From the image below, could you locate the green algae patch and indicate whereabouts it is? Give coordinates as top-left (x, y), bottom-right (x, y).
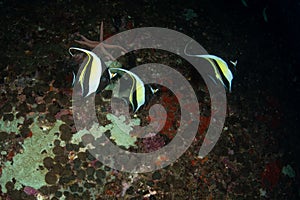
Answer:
top-left (0, 117), bottom-right (64, 193)
top-left (72, 114), bottom-right (140, 149)
top-left (106, 114), bottom-right (140, 149)
top-left (71, 122), bottom-right (106, 144)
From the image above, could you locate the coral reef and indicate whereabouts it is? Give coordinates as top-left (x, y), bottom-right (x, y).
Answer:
top-left (0, 1), bottom-right (299, 199)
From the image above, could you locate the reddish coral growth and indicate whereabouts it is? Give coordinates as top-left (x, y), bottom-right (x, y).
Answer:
top-left (26, 131), bottom-right (33, 138)
top-left (191, 159), bottom-right (197, 166)
top-left (159, 93), bottom-right (179, 139)
top-left (149, 91), bottom-right (207, 140)
top-left (149, 91), bottom-right (206, 140)
top-left (261, 160), bottom-right (282, 190)
top-left (105, 189), bottom-right (114, 196)
top-left (198, 116), bottom-right (210, 135)
top-left (147, 92), bottom-right (179, 139)
top-left (7, 150), bottom-right (15, 161)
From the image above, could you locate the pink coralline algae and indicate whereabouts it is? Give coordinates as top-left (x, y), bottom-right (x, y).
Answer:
top-left (142, 133), bottom-right (165, 153)
top-left (55, 109), bottom-right (72, 119)
top-left (24, 186), bottom-right (38, 196)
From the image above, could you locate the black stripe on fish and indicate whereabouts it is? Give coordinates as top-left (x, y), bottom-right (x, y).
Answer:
top-left (81, 55), bottom-right (94, 97)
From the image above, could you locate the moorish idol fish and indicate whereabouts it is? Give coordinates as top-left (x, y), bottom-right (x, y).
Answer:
top-left (184, 42), bottom-right (233, 92)
top-left (69, 47), bottom-right (102, 97)
top-left (69, 47), bottom-right (157, 112)
top-left (109, 68), bottom-right (157, 113)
